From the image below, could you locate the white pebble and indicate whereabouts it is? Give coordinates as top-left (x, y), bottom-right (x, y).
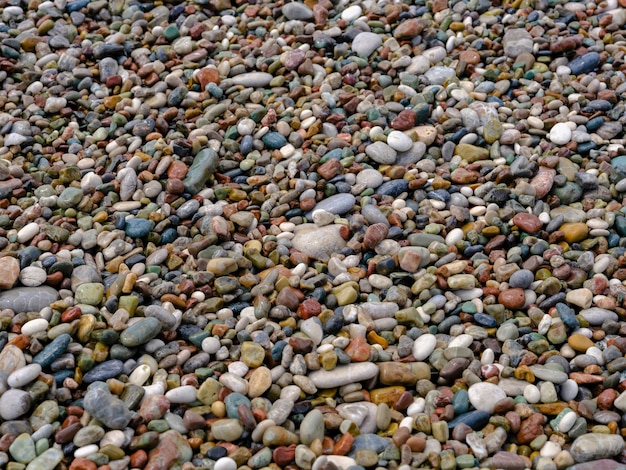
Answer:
top-left (445, 228), bottom-right (464, 246)
top-left (142, 383), bottom-right (165, 398)
top-left (448, 334), bottom-right (473, 348)
top-left (74, 444), bottom-right (99, 459)
top-left (481, 348), bottom-right (495, 365)
top-left (21, 319), bottom-right (49, 336)
top-left (219, 372), bottom-right (249, 394)
top-left (406, 397), bottom-right (425, 417)
top-left (19, 266), bottom-right (47, 287)
top-left (17, 222), bottom-right (40, 243)
top-left (214, 457), bottom-right (237, 470)
top-left (586, 346), bottom-right (604, 365)
top-left (202, 336), bottom-right (221, 354)
top-left (540, 441), bottom-right (561, 459)
top-left (165, 385), bottom-right (197, 403)
top-left (560, 344), bottom-right (576, 359)
top-left (341, 5), bottom-right (362, 22)
top-left (228, 361), bottom-right (249, 377)
top-left (593, 257), bottom-right (611, 273)
top-left (128, 364), bottom-right (151, 386)
top-left (523, 384), bottom-right (541, 404)
top-left (237, 118), bottom-right (256, 135)
top-left (560, 379), bottom-right (579, 401)
top-left (100, 430), bottom-right (125, 448)
top-left (399, 416), bottom-right (414, 429)
top-left (279, 222), bottom-right (296, 232)
top-left (557, 410), bottom-right (577, 433)
top-left (412, 334), bottom-right (437, 361)
top-left (386, 131), bottom-right (413, 152)
top-left (7, 363), bottom-right (42, 388)
top-left (549, 122), bottom-right (572, 145)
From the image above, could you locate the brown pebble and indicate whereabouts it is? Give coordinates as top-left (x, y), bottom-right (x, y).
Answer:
top-left (512, 213), bottom-right (542, 234)
top-left (516, 413), bottom-right (545, 444)
top-left (498, 288), bottom-right (526, 309)
top-left (406, 436), bottom-right (426, 452)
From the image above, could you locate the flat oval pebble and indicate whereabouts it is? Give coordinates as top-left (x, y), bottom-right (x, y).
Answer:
top-left (308, 363), bottom-right (379, 388)
top-left (7, 363), bottom-right (42, 388)
top-left (119, 317), bottom-right (162, 347)
top-left (468, 383), bottom-right (507, 414)
top-left (351, 32), bottom-right (382, 57)
top-left (412, 334), bottom-right (437, 361)
top-left (306, 194), bottom-right (356, 220)
top-left (570, 434), bottom-right (625, 462)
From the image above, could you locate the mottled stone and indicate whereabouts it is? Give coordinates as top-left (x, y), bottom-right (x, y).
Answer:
top-left (569, 434), bottom-right (624, 462)
top-left (291, 224), bottom-right (348, 262)
top-left (0, 287), bottom-right (59, 313)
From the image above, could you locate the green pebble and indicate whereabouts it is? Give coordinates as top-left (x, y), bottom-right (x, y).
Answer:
top-left (163, 25), bottom-right (180, 41)
top-left (147, 419), bottom-right (170, 432)
top-left (119, 317), bottom-right (162, 347)
top-left (9, 434), bottom-right (36, 464)
top-left (456, 454), bottom-right (476, 469)
top-left (75, 283), bottom-right (105, 306)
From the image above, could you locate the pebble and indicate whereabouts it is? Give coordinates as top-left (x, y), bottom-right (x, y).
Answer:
top-left (0, 257), bottom-right (19, 289)
top-left (0, 287), bottom-right (59, 313)
top-left (7, 363), bottom-right (42, 388)
top-left (0, 0), bottom-right (623, 469)
top-left (412, 334), bottom-right (437, 361)
top-left (291, 224), bottom-right (348, 261)
top-left (365, 141), bottom-right (397, 165)
top-left (570, 434), bottom-right (625, 462)
top-left (386, 131), bottom-right (413, 152)
top-left (231, 73), bottom-right (274, 88)
top-left (0, 389), bottom-right (31, 420)
top-left (282, 3), bottom-right (313, 20)
top-left (309, 363), bottom-right (379, 388)
top-left (352, 32), bottom-right (382, 57)
top-left (549, 123), bottom-right (573, 145)
top-left (468, 383), bottom-right (507, 414)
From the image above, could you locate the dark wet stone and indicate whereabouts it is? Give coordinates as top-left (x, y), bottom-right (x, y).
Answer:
top-left (375, 180), bottom-right (409, 197)
top-left (568, 52), bottom-right (600, 75)
top-left (125, 219), bottom-right (153, 238)
top-left (183, 148), bottom-right (219, 195)
top-left (448, 410), bottom-right (490, 429)
top-left (33, 334), bottom-right (72, 368)
top-left (82, 359), bottom-right (124, 384)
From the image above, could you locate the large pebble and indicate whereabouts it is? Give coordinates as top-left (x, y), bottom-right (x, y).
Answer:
top-left (570, 434), bottom-right (625, 462)
top-left (309, 363), bottom-right (378, 388)
top-left (468, 383), bottom-right (507, 414)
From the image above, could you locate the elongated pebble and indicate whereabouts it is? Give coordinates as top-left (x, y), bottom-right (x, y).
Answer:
top-left (25, 448), bottom-right (63, 470)
top-left (74, 444), bottom-right (99, 459)
top-left (17, 222), bottom-right (40, 243)
top-left (468, 383), bottom-right (506, 414)
top-left (231, 72), bottom-right (273, 87)
top-left (32, 334), bottom-right (71, 368)
top-left (20, 318), bottom-right (49, 336)
top-left (412, 334), bottom-right (437, 361)
top-left (309, 363), bottom-right (379, 388)
top-left (165, 385), bottom-right (197, 403)
top-left (570, 434), bottom-right (625, 462)
top-left (7, 363), bottom-right (42, 388)
top-left (0, 0), bottom-right (626, 469)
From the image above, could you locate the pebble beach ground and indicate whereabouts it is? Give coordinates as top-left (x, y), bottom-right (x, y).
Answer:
top-left (2, 0), bottom-right (626, 469)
